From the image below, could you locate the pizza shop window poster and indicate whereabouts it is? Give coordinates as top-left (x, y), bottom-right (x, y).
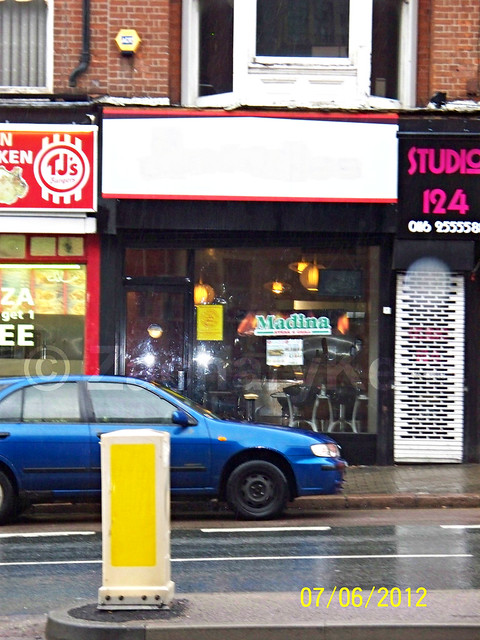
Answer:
top-left (0, 265), bottom-right (86, 376)
top-left (0, 125), bottom-right (97, 212)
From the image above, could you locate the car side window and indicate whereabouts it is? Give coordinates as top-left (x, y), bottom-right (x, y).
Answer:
top-left (23, 383), bottom-right (82, 422)
top-left (0, 390), bottom-right (22, 421)
top-left (87, 382), bottom-right (177, 424)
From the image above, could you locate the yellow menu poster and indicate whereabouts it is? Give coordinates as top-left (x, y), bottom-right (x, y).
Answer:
top-left (196, 305), bottom-right (223, 341)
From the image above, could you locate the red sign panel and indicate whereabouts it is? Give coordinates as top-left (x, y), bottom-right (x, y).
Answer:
top-left (0, 125), bottom-right (97, 213)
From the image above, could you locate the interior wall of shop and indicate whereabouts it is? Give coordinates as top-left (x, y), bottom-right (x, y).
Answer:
top-left (97, 199), bottom-right (397, 465)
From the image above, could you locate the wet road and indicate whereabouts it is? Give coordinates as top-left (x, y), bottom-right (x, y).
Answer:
top-left (1, 514), bottom-right (479, 617)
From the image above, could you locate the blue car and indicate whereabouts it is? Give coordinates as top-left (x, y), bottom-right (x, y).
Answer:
top-left (0, 375), bottom-right (346, 522)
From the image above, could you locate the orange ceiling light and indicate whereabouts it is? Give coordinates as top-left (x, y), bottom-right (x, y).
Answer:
top-left (288, 258), bottom-right (310, 274)
top-left (264, 280), bottom-right (291, 295)
top-left (194, 279), bottom-right (215, 304)
top-left (337, 313), bottom-right (350, 335)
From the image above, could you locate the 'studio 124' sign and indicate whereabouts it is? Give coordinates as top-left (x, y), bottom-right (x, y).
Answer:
top-left (399, 126), bottom-right (480, 239)
top-left (0, 125), bottom-right (97, 213)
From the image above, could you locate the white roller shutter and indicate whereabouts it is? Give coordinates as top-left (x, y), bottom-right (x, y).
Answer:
top-left (394, 270), bottom-right (464, 463)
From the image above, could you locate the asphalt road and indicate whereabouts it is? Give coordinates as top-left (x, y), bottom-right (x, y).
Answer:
top-left (1, 509), bottom-right (480, 628)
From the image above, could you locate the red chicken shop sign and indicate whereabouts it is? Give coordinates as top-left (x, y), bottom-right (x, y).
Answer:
top-left (0, 125), bottom-right (97, 212)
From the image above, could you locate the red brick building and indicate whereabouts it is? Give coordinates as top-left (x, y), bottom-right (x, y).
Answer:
top-left (3, 0), bottom-right (475, 107)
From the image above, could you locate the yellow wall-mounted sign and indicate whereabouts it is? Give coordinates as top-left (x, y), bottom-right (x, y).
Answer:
top-left (115, 29), bottom-right (142, 55)
top-left (196, 304), bottom-right (223, 341)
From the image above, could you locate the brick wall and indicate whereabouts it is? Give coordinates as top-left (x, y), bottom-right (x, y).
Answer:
top-left (54, 0), bottom-right (171, 98)
top-left (417, 0), bottom-right (480, 105)
top-left (54, 0), bottom-right (480, 107)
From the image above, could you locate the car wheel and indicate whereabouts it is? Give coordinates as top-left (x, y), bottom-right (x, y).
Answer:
top-left (0, 471), bottom-right (15, 525)
top-left (226, 460), bottom-right (288, 520)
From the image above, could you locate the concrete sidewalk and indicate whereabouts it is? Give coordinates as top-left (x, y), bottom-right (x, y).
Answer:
top-left (288, 462), bottom-right (480, 511)
top-left (46, 590), bottom-right (480, 640)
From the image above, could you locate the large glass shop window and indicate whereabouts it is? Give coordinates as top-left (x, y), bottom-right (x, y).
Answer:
top-left (192, 246), bottom-right (379, 433)
top-left (0, 265), bottom-right (86, 376)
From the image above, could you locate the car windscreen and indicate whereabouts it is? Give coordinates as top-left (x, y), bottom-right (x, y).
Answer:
top-left (153, 384), bottom-right (222, 420)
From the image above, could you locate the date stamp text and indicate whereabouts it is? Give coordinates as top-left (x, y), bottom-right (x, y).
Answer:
top-left (300, 587), bottom-right (427, 608)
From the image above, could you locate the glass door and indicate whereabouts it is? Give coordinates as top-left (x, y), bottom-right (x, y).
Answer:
top-left (124, 285), bottom-right (191, 391)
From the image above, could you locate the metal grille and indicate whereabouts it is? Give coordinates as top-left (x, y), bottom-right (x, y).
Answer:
top-left (394, 270), bottom-right (464, 463)
top-left (0, 0), bottom-right (47, 88)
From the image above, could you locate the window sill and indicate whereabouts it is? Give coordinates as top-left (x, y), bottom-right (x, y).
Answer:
top-left (253, 56), bottom-right (353, 67)
top-left (0, 87), bottom-right (50, 94)
top-left (250, 61), bottom-right (356, 74)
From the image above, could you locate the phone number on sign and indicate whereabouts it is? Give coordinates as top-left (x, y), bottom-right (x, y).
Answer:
top-left (300, 586), bottom-right (427, 608)
top-left (408, 220), bottom-right (480, 234)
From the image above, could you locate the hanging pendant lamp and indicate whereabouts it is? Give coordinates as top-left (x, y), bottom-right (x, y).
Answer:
top-left (194, 278), bottom-right (215, 304)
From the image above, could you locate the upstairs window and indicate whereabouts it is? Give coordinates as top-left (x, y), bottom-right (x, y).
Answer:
top-left (256, 0), bottom-right (349, 59)
top-left (182, 0), bottom-right (417, 108)
top-left (199, 0), bottom-right (233, 97)
top-left (0, 0), bottom-right (50, 91)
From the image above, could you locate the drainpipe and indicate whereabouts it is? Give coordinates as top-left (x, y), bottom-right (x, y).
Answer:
top-left (69, 0), bottom-right (91, 87)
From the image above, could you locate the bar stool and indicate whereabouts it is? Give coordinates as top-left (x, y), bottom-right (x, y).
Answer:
top-left (351, 394), bottom-right (368, 432)
top-left (243, 393), bottom-right (259, 422)
top-left (327, 386), bottom-right (358, 433)
top-left (311, 393), bottom-right (334, 432)
top-left (270, 391), bottom-right (295, 426)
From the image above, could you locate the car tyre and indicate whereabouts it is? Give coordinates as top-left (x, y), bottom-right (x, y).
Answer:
top-left (0, 471), bottom-right (15, 525)
top-left (226, 460), bottom-right (288, 520)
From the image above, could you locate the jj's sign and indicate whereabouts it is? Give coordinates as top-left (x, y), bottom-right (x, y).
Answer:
top-left (399, 125), bottom-right (480, 238)
top-left (0, 125), bottom-right (97, 213)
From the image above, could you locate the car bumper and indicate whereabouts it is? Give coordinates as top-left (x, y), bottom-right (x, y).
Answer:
top-left (293, 457), bottom-right (347, 495)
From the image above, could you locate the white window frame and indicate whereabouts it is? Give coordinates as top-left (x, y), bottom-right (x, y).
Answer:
top-left (182, 0), bottom-right (417, 109)
top-left (0, 0), bottom-right (54, 94)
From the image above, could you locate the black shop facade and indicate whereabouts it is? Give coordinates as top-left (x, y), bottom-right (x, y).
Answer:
top-left (98, 108), bottom-right (399, 465)
top-left (393, 115), bottom-right (480, 464)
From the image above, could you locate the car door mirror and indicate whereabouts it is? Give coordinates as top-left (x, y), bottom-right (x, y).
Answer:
top-left (172, 409), bottom-right (193, 427)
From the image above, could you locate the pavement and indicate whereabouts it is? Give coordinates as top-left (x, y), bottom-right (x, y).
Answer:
top-left (9, 463), bottom-right (480, 640)
top-left (289, 461), bottom-right (480, 512)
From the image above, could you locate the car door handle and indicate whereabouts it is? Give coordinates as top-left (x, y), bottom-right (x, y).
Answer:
top-left (0, 432), bottom-right (10, 439)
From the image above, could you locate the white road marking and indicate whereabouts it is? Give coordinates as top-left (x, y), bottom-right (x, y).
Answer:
top-left (171, 553), bottom-right (472, 563)
top-left (0, 559), bottom-right (101, 566)
top-left (0, 531), bottom-right (96, 539)
top-left (0, 552), bottom-right (471, 568)
top-left (440, 525), bottom-right (480, 529)
top-left (201, 526), bottom-right (331, 533)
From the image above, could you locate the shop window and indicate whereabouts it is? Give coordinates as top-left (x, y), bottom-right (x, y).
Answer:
top-left (0, 264), bottom-right (86, 376)
top-left (58, 237), bottom-right (85, 256)
top-left (0, 235), bottom-right (26, 259)
top-left (0, 0), bottom-right (51, 91)
top-left (192, 246), bottom-right (378, 434)
top-left (182, 0), bottom-right (417, 107)
top-left (124, 249), bottom-right (188, 277)
top-left (30, 237), bottom-right (56, 257)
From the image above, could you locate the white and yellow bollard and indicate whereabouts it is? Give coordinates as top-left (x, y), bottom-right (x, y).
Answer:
top-left (97, 429), bottom-right (175, 609)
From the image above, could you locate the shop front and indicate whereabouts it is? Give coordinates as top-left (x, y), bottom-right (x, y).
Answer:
top-left (395, 116), bottom-right (480, 463)
top-left (0, 119), bottom-right (100, 377)
top-left (100, 109), bottom-right (399, 464)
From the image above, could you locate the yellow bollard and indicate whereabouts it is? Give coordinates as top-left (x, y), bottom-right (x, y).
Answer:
top-left (97, 429), bottom-right (175, 609)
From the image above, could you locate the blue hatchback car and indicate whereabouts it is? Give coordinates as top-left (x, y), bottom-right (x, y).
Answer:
top-left (0, 375), bottom-right (346, 522)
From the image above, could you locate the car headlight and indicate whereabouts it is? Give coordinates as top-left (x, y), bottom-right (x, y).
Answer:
top-left (311, 443), bottom-right (340, 458)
